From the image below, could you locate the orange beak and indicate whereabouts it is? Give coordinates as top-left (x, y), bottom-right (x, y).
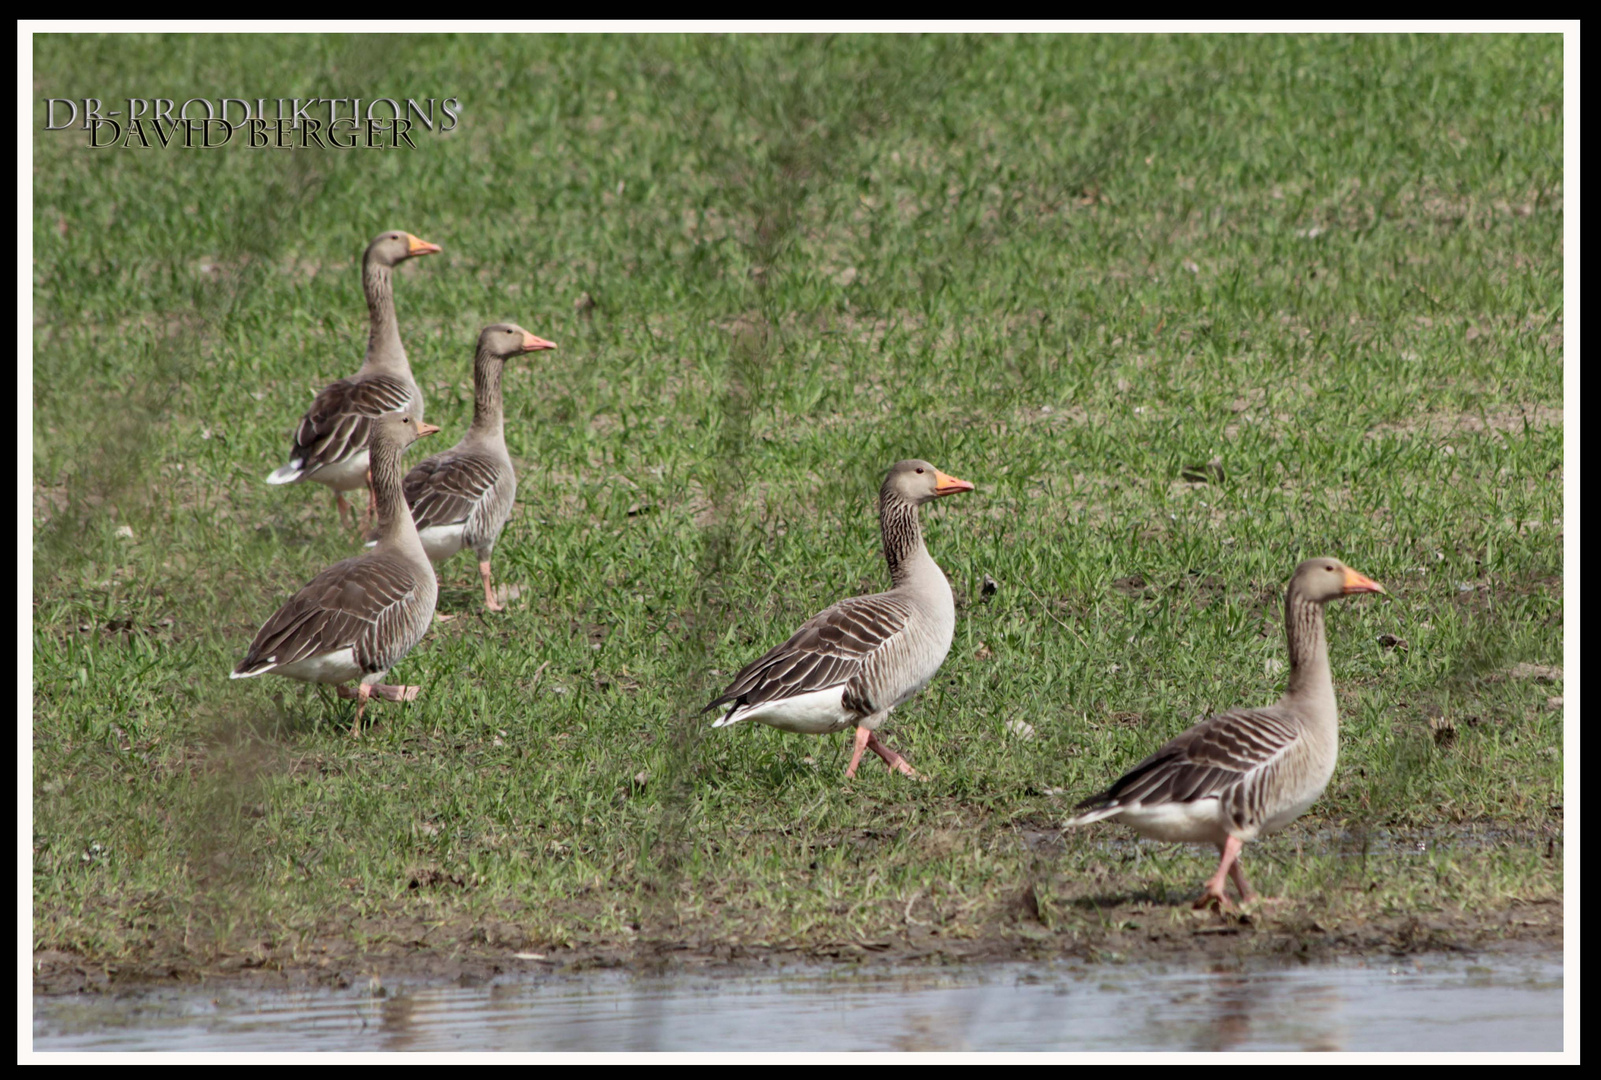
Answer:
top-left (521, 332), bottom-right (558, 353)
top-left (932, 468), bottom-right (976, 496)
top-left (406, 234), bottom-right (442, 256)
top-left (417, 422), bottom-right (441, 438)
top-left (1341, 566), bottom-right (1386, 595)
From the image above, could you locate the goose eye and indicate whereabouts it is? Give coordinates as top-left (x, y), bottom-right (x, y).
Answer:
top-left (916, 468), bottom-right (924, 474)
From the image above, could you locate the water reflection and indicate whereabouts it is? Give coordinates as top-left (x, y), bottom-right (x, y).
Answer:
top-left (1141, 966), bottom-right (1346, 1052)
top-left (34, 953), bottom-right (1562, 1053)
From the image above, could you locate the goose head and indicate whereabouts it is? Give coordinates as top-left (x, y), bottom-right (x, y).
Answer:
top-left (883, 459), bottom-right (975, 505)
top-left (366, 230), bottom-right (442, 267)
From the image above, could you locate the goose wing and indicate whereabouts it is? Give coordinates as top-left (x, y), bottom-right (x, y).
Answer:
top-left (281, 373), bottom-right (415, 478)
top-left (1072, 706), bottom-right (1301, 830)
top-left (402, 447), bottom-right (504, 530)
top-left (703, 592), bottom-right (914, 716)
top-left (233, 554), bottom-right (433, 677)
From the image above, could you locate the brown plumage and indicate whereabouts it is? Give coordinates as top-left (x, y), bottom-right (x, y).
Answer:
top-left (1065, 558), bottom-right (1386, 908)
top-left (390, 324), bottom-right (556, 613)
top-left (236, 411), bottom-right (442, 736)
top-left (265, 230), bottom-right (441, 529)
top-left (704, 460), bottom-right (976, 779)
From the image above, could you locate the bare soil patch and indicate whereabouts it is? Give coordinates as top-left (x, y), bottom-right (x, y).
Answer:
top-left (34, 884), bottom-right (1561, 996)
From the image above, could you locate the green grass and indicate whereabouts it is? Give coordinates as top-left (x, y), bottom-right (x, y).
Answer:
top-left (32, 33), bottom-right (1562, 977)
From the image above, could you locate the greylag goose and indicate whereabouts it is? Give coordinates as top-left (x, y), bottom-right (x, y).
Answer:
top-left (383, 323), bottom-right (556, 614)
top-left (234, 411), bottom-right (441, 736)
top-left (1064, 558), bottom-right (1386, 909)
top-left (703, 460), bottom-right (975, 778)
top-left (265, 230), bottom-right (441, 529)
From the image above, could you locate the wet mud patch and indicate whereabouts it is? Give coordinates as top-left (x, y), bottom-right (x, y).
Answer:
top-left (34, 887), bottom-right (1561, 997)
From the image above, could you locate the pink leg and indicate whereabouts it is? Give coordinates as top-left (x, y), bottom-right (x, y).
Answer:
top-left (845, 726), bottom-right (872, 779)
top-left (337, 682), bottom-right (421, 732)
top-left (480, 560), bottom-right (504, 612)
top-left (1196, 835), bottom-right (1246, 910)
top-left (864, 730), bottom-right (919, 778)
top-left (346, 683), bottom-right (372, 738)
top-left (334, 490), bottom-right (354, 530)
top-left (1228, 855), bottom-right (1257, 904)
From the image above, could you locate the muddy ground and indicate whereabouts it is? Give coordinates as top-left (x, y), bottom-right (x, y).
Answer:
top-left (33, 895), bottom-right (1562, 997)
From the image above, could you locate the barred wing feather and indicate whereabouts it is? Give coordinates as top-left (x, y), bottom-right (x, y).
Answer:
top-left (403, 449), bottom-right (503, 530)
top-left (285, 373), bottom-right (415, 476)
top-left (1073, 707), bottom-right (1300, 831)
top-left (704, 593), bottom-right (914, 716)
top-left (232, 555), bottom-right (431, 676)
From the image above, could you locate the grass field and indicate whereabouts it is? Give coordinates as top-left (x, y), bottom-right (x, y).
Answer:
top-left (32, 33), bottom-right (1563, 988)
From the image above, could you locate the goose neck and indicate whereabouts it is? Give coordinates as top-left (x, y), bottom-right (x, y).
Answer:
top-left (467, 347), bottom-right (506, 441)
top-left (370, 436), bottom-right (423, 554)
top-left (880, 493), bottom-right (930, 589)
top-left (362, 259), bottom-right (406, 373)
top-left (1284, 589), bottom-right (1334, 709)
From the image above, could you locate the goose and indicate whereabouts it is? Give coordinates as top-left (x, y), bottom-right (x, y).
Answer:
top-left (377, 323), bottom-right (556, 615)
top-left (265, 230), bottom-right (441, 529)
top-left (234, 411), bottom-right (441, 736)
top-left (1064, 558), bottom-right (1386, 909)
top-left (703, 460), bottom-right (975, 778)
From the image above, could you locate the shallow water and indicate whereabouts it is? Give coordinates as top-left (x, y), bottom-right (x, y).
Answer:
top-left (34, 951), bottom-right (1562, 1052)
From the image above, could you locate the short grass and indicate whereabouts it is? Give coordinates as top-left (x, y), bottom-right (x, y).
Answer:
top-left (32, 33), bottom-right (1562, 978)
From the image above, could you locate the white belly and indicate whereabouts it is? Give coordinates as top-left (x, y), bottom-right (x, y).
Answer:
top-left (418, 524), bottom-right (468, 563)
top-left (1112, 798), bottom-right (1233, 846)
top-left (1260, 786), bottom-right (1324, 836)
top-left (305, 450), bottom-right (371, 493)
top-left (714, 685), bottom-right (852, 735)
top-left (269, 648), bottom-right (365, 685)
top-left (886, 667), bottom-right (939, 711)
